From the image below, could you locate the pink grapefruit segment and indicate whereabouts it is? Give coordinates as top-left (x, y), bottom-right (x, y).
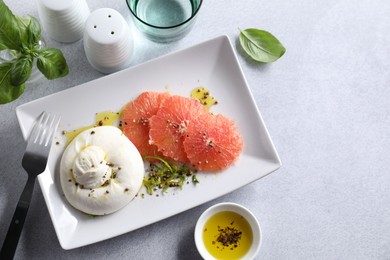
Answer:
top-left (183, 113), bottom-right (243, 172)
top-left (149, 95), bottom-right (209, 162)
top-left (121, 91), bottom-right (170, 159)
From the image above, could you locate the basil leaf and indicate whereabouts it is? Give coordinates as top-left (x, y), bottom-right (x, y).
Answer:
top-left (16, 15), bottom-right (31, 29)
top-left (0, 1), bottom-right (22, 51)
top-left (15, 16), bottom-right (31, 44)
top-left (0, 62), bottom-right (25, 104)
top-left (11, 56), bottom-right (33, 86)
top-left (0, 42), bottom-right (7, 51)
top-left (37, 48), bottom-right (69, 80)
top-left (16, 16), bottom-right (41, 47)
top-left (239, 28), bottom-right (286, 62)
top-left (25, 16), bottom-right (41, 47)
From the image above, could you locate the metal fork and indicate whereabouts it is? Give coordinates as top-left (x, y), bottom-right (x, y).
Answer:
top-left (0, 112), bottom-right (60, 260)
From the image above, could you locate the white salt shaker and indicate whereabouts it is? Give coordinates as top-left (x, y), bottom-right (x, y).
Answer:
top-left (36, 0), bottom-right (90, 43)
top-left (83, 8), bottom-right (134, 74)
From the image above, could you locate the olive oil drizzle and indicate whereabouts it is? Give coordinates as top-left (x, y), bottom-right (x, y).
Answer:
top-left (191, 87), bottom-right (218, 110)
top-left (62, 111), bottom-right (120, 144)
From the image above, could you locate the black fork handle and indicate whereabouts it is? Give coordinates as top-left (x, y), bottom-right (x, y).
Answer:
top-left (0, 175), bottom-right (36, 260)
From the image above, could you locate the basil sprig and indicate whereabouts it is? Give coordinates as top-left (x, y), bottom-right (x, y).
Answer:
top-left (0, 0), bottom-right (69, 104)
top-left (0, 63), bottom-right (24, 103)
top-left (239, 28), bottom-right (286, 63)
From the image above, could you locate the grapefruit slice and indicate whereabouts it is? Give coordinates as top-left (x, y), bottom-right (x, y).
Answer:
top-left (149, 95), bottom-right (209, 162)
top-left (121, 91), bottom-right (170, 159)
top-left (183, 113), bottom-right (243, 172)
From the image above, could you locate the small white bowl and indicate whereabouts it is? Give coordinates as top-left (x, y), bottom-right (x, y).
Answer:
top-left (194, 202), bottom-right (262, 260)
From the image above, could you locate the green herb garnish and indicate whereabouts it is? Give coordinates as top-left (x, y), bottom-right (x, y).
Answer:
top-left (143, 156), bottom-right (199, 195)
top-left (192, 175), bottom-right (199, 184)
top-left (0, 0), bottom-right (69, 104)
top-left (239, 28), bottom-right (286, 63)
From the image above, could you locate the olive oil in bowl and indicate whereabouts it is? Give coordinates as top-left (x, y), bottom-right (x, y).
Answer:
top-left (203, 211), bottom-right (253, 259)
top-left (195, 203), bottom-right (261, 260)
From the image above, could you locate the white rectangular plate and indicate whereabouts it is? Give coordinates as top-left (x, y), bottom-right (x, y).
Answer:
top-left (16, 35), bottom-right (281, 249)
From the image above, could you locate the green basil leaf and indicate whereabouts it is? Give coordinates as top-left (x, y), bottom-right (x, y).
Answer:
top-left (0, 62), bottom-right (25, 104)
top-left (15, 16), bottom-right (31, 44)
top-left (11, 56), bottom-right (33, 86)
top-left (16, 15), bottom-right (31, 29)
top-left (25, 16), bottom-right (41, 47)
top-left (0, 42), bottom-right (7, 51)
top-left (37, 48), bottom-right (69, 80)
top-left (16, 16), bottom-right (41, 47)
top-left (0, 1), bottom-right (22, 51)
top-left (239, 28), bottom-right (286, 62)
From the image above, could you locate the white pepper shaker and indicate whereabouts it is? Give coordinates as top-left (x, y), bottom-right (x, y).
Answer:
top-left (36, 0), bottom-right (90, 43)
top-left (83, 8), bottom-right (134, 74)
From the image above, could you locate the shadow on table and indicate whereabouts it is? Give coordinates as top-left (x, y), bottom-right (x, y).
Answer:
top-left (176, 224), bottom-right (202, 260)
top-left (0, 120), bottom-right (28, 253)
top-left (18, 185), bottom-right (63, 259)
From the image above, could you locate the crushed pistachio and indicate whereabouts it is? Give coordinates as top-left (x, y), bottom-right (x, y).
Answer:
top-left (142, 156), bottom-right (199, 195)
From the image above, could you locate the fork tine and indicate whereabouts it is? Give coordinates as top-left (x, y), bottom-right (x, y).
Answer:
top-left (37, 112), bottom-right (50, 145)
top-left (28, 112), bottom-right (46, 144)
top-left (44, 114), bottom-right (60, 146)
top-left (28, 112), bottom-right (60, 147)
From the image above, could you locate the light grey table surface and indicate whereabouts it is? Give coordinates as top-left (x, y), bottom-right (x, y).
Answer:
top-left (1, 0), bottom-right (390, 259)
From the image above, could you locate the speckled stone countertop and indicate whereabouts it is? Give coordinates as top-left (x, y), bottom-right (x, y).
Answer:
top-left (1, 0), bottom-right (390, 259)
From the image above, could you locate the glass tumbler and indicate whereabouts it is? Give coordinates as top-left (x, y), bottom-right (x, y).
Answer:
top-left (126, 0), bottom-right (202, 43)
